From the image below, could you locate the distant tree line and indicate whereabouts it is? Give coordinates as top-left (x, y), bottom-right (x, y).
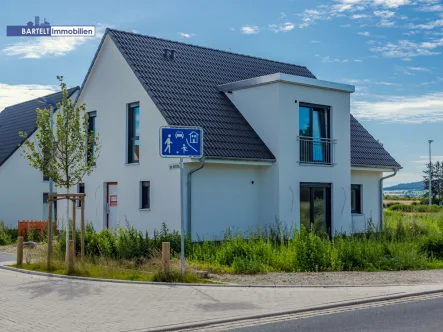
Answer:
top-left (423, 161), bottom-right (443, 203)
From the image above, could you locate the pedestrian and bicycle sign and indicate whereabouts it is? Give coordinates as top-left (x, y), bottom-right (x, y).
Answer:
top-left (160, 126), bottom-right (203, 158)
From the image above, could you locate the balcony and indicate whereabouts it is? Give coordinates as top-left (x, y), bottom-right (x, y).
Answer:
top-left (298, 136), bottom-right (335, 165)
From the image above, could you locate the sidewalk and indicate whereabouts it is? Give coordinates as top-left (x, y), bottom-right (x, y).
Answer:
top-left (1, 263), bottom-right (443, 332)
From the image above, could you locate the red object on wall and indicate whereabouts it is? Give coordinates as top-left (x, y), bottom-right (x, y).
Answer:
top-left (18, 220), bottom-right (57, 238)
top-left (110, 195), bottom-right (118, 207)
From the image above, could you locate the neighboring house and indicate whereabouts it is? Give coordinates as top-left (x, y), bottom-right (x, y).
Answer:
top-left (0, 88), bottom-right (79, 227)
top-left (61, 28), bottom-right (401, 239)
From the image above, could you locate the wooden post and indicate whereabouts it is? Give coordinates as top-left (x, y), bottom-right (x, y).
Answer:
top-left (81, 196), bottom-right (85, 264)
top-left (47, 198), bottom-right (53, 270)
top-left (67, 240), bottom-right (75, 274)
top-left (17, 237), bottom-right (24, 266)
top-left (162, 242), bottom-right (170, 273)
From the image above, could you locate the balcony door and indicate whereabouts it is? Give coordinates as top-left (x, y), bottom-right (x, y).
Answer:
top-left (300, 183), bottom-right (331, 237)
top-left (299, 103), bottom-right (331, 164)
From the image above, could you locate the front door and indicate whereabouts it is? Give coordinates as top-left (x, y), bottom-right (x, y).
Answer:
top-left (300, 183), bottom-right (331, 237)
top-left (106, 183), bottom-right (118, 229)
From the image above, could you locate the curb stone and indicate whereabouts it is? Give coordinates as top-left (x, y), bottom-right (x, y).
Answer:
top-left (0, 264), bottom-right (434, 288)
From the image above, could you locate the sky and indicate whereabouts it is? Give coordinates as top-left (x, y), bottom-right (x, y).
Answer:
top-left (1, 0), bottom-right (443, 186)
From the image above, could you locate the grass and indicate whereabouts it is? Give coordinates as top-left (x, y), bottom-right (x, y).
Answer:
top-left (11, 242), bottom-right (208, 283)
top-left (186, 211), bottom-right (443, 273)
top-left (388, 204), bottom-right (442, 213)
top-left (9, 211), bottom-right (443, 277)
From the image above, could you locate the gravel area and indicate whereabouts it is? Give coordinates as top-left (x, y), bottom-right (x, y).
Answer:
top-left (0, 245), bottom-right (16, 254)
top-left (210, 270), bottom-right (443, 286)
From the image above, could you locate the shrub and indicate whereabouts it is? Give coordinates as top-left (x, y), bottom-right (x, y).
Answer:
top-left (0, 221), bottom-right (12, 246)
top-left (389, 204), bottom-right (441, 213)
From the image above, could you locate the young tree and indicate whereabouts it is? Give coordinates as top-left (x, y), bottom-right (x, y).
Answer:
top-left (19, 76), bottom-right (100, 258)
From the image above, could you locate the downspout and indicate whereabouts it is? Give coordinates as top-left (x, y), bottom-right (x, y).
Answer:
top-left (380, 169), bottom-right (398, 229)
top-left (187, 157), bottom-right (206, 238)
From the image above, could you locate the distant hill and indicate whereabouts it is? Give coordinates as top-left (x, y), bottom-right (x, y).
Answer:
top-left (384, 181), bottom-right (424, 191)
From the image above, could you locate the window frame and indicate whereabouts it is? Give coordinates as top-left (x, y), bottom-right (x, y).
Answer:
top-left (87, 111), bottom-right (97, 165)
top-left (298, 102), bottom-right (331, 139)
top-left (140, 181), bottom-right (151, 210)
top-left (351, 184), bottom-right (362, 214)
top-left (77, 183), bottom-right (85, 208)
top-left (127, 103), bottom-right (140, 164)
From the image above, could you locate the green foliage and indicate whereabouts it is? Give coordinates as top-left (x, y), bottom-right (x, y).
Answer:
top-left (388, 204), bottom-right (442, 213)
top-left (151, 270), bottom-right (201, 283)
top-left (51, 212), bottom-right (443, 274)
top-left (187, 212), bottom-right (443, 273)
top-left (0, 221), bottom-right (13, 245)
top-left (19, 76), bottom-right (101, 190)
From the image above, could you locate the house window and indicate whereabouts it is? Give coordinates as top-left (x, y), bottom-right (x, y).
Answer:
top-left (351, 184), bottom-right (362, 214)
top-left (43, 193), bottom-right (49, 220)
top-left (43, 174), bottom-right (49, 181)
top-left (299, 103), bottom-right (332, 164)
top-left (87, 111), bottom-right (97, 165)
top-left (140, 181), bottom-right (150, 209)
top-left (77, 183), bottom-right (85, 208)
top-left (127, 103), bottom-right (140, 163)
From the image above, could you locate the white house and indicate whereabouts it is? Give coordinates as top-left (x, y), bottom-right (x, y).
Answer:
top-left (60, 28), bottom-right (401, 239)
top-left (0, 88), bottom-right (79, 227)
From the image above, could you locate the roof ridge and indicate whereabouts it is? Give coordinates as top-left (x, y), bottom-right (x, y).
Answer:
top-left (1, 86), bottom-right (79, 112)
top-left (107, 28), bottom-right (314, 76)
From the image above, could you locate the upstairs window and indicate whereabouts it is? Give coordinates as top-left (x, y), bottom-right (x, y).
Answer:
top-left (87, 111), bottom-right (97, 165)
top-left (127, 103), bottom-right (140, 163)
top-left (299, 103), bottom-right (332, 164)
top-left (140, 181), bottom-right (150, 209)
top-left (351, 184), bottom-right (362, 214)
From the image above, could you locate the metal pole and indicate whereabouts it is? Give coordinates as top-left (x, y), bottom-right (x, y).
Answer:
top-left (49, 105), bottom-right (54, 253)
top-left (180, 157), bottom-right (185, 277)
top-left (429, 140), bottom-right (433, 206)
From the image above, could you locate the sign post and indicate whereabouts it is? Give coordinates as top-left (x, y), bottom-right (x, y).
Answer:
top-left (160, 126), bottom-right (203, 277)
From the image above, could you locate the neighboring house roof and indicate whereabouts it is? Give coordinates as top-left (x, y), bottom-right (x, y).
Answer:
top-left (83, 28), bottom-right (401, 168)
top-left (0, 88), bottom-right (79, 167)
top-left (351, 115), bottom-right (401, 169)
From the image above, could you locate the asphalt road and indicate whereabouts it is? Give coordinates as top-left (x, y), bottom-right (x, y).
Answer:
top-left (229, 297), bottom-right (443, 332)
top-left (0, 252), bottom-right (15, 262)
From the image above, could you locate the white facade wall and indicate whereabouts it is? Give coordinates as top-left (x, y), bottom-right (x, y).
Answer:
top-left (351, 170), bottom-right (383, 232)
top-left (58, 36), bottom-right (181, 234)
top-left (185, 163), bottom-right (265, 240)
top-left (225, 81), bottom-right (352, 234)
top-left (0, 132), bottom-right (48, 227)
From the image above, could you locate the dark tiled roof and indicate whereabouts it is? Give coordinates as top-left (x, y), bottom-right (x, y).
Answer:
top-left (107, 29), bottom-right (316, 160)
top-left (351, 115), bottom-right (401, 168)
top-left (83, 28), bottom-right (400, 168)
top-left (0, 88), bottom-right (79, 167)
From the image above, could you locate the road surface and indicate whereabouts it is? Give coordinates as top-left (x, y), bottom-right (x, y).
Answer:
top-left (229, 296), bottom-right (443, 332)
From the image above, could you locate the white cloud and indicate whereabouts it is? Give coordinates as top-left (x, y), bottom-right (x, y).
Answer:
top-left (410, 19), bottom-right (443, 29)
top-left (322, 56), bottom-right (350, 63)
top-left (406, 66), bottom-right (430, 71)
top-left (178, 32), bottom-right (195, 38)
top-left (352, 14), bottom-right (372, 19)
top-left (241, 26), bottom-right (260, 34)
top-left (0, 83), bottom-right (58, 112)
top-left (358, 31), bottom-right (371, 36)
top-left (2, 25), bottom-right (106, 59)
top-left (354, 59), bottom-right (364, 62)
top-left (311, 40), bottom-right (321, 43)
top-left (269, 22), bottom-right (295, 32)
top-left (418, 4), bottom-right (443, 11)
top-left (370, 38), bottom-right (443, 58)
top-left (374, 10), bottom-right (395, 18)
top-left (352, 91), bottom-right (443, 123)
top-left (373, 0), bottom-right (410, 8)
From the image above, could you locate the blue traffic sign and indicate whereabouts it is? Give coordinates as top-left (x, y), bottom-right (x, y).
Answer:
top-left (160, 126), bottom-right (204, 158)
